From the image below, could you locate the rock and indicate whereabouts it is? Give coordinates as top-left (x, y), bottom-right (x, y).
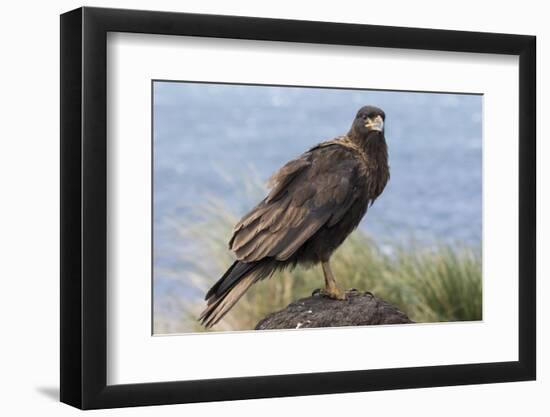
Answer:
top-left (255, 289), bottom-right (413, 330)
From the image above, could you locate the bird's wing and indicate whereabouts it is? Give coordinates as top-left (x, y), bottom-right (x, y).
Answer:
top-left (229, 145), bottom-right (361, 262)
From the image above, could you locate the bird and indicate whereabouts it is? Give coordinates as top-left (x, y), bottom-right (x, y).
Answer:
top-left (199, 105), bottom-right (390, 328)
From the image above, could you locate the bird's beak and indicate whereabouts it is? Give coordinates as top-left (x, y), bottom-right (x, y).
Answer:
top-left (365, 115), bottom-right (384, 132)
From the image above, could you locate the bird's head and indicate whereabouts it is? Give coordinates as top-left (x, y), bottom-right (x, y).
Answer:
top-left (350, 105), bottom-right (386, 139)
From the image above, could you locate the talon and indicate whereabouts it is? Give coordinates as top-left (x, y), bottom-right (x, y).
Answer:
top-left (319, 288), bottom-right (347, 301)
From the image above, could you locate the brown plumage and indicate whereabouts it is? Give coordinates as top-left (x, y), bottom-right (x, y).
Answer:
top-left (199, 105), bottom-right (390, 328)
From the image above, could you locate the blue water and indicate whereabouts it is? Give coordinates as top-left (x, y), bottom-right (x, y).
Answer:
top-left (153, 81), bottom-right (482, 305)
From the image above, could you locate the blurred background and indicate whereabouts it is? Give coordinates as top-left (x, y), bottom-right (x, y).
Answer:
top-left (153, 81), bottom-right (482, 334)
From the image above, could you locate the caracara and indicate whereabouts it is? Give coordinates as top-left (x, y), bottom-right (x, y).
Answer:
top-left (200, 105), bottom-right (390, 328)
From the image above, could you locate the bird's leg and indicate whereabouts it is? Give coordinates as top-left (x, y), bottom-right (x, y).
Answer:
top-left (320, 260), bottom-right (347, 300)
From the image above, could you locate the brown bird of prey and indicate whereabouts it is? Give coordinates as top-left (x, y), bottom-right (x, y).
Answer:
top-left (199, 105), bottom-right (390, 328)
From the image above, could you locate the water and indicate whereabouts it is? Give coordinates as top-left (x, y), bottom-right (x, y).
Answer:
top-left (153, 81), bottom-right (482, 304)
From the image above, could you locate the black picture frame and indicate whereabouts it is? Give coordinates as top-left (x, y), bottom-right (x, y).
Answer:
top-left (60, 6), bottom-right (536, 410)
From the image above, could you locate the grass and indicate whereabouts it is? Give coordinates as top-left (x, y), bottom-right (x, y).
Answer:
top-left (153, 180), bottom-right (482, 334)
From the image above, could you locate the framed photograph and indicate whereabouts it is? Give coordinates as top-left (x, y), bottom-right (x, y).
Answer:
top-left (60, 6), bottom-right (536, 409)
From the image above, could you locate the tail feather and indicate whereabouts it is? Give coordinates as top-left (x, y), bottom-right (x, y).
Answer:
top-left (205, 261), bottom-right (256, 301)
top-left (199, 260), bottom-right (273, 328)
top-left (204, 261), bottom-right (238, 300)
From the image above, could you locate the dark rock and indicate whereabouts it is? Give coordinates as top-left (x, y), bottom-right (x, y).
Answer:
top-left (255, 290), bottom-right (413, 330)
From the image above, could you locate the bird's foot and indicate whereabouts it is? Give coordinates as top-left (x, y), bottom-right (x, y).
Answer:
top-left (319, 287), bottom-right (347, 301)
top-left (343, 288), bottom-right (374, 297)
